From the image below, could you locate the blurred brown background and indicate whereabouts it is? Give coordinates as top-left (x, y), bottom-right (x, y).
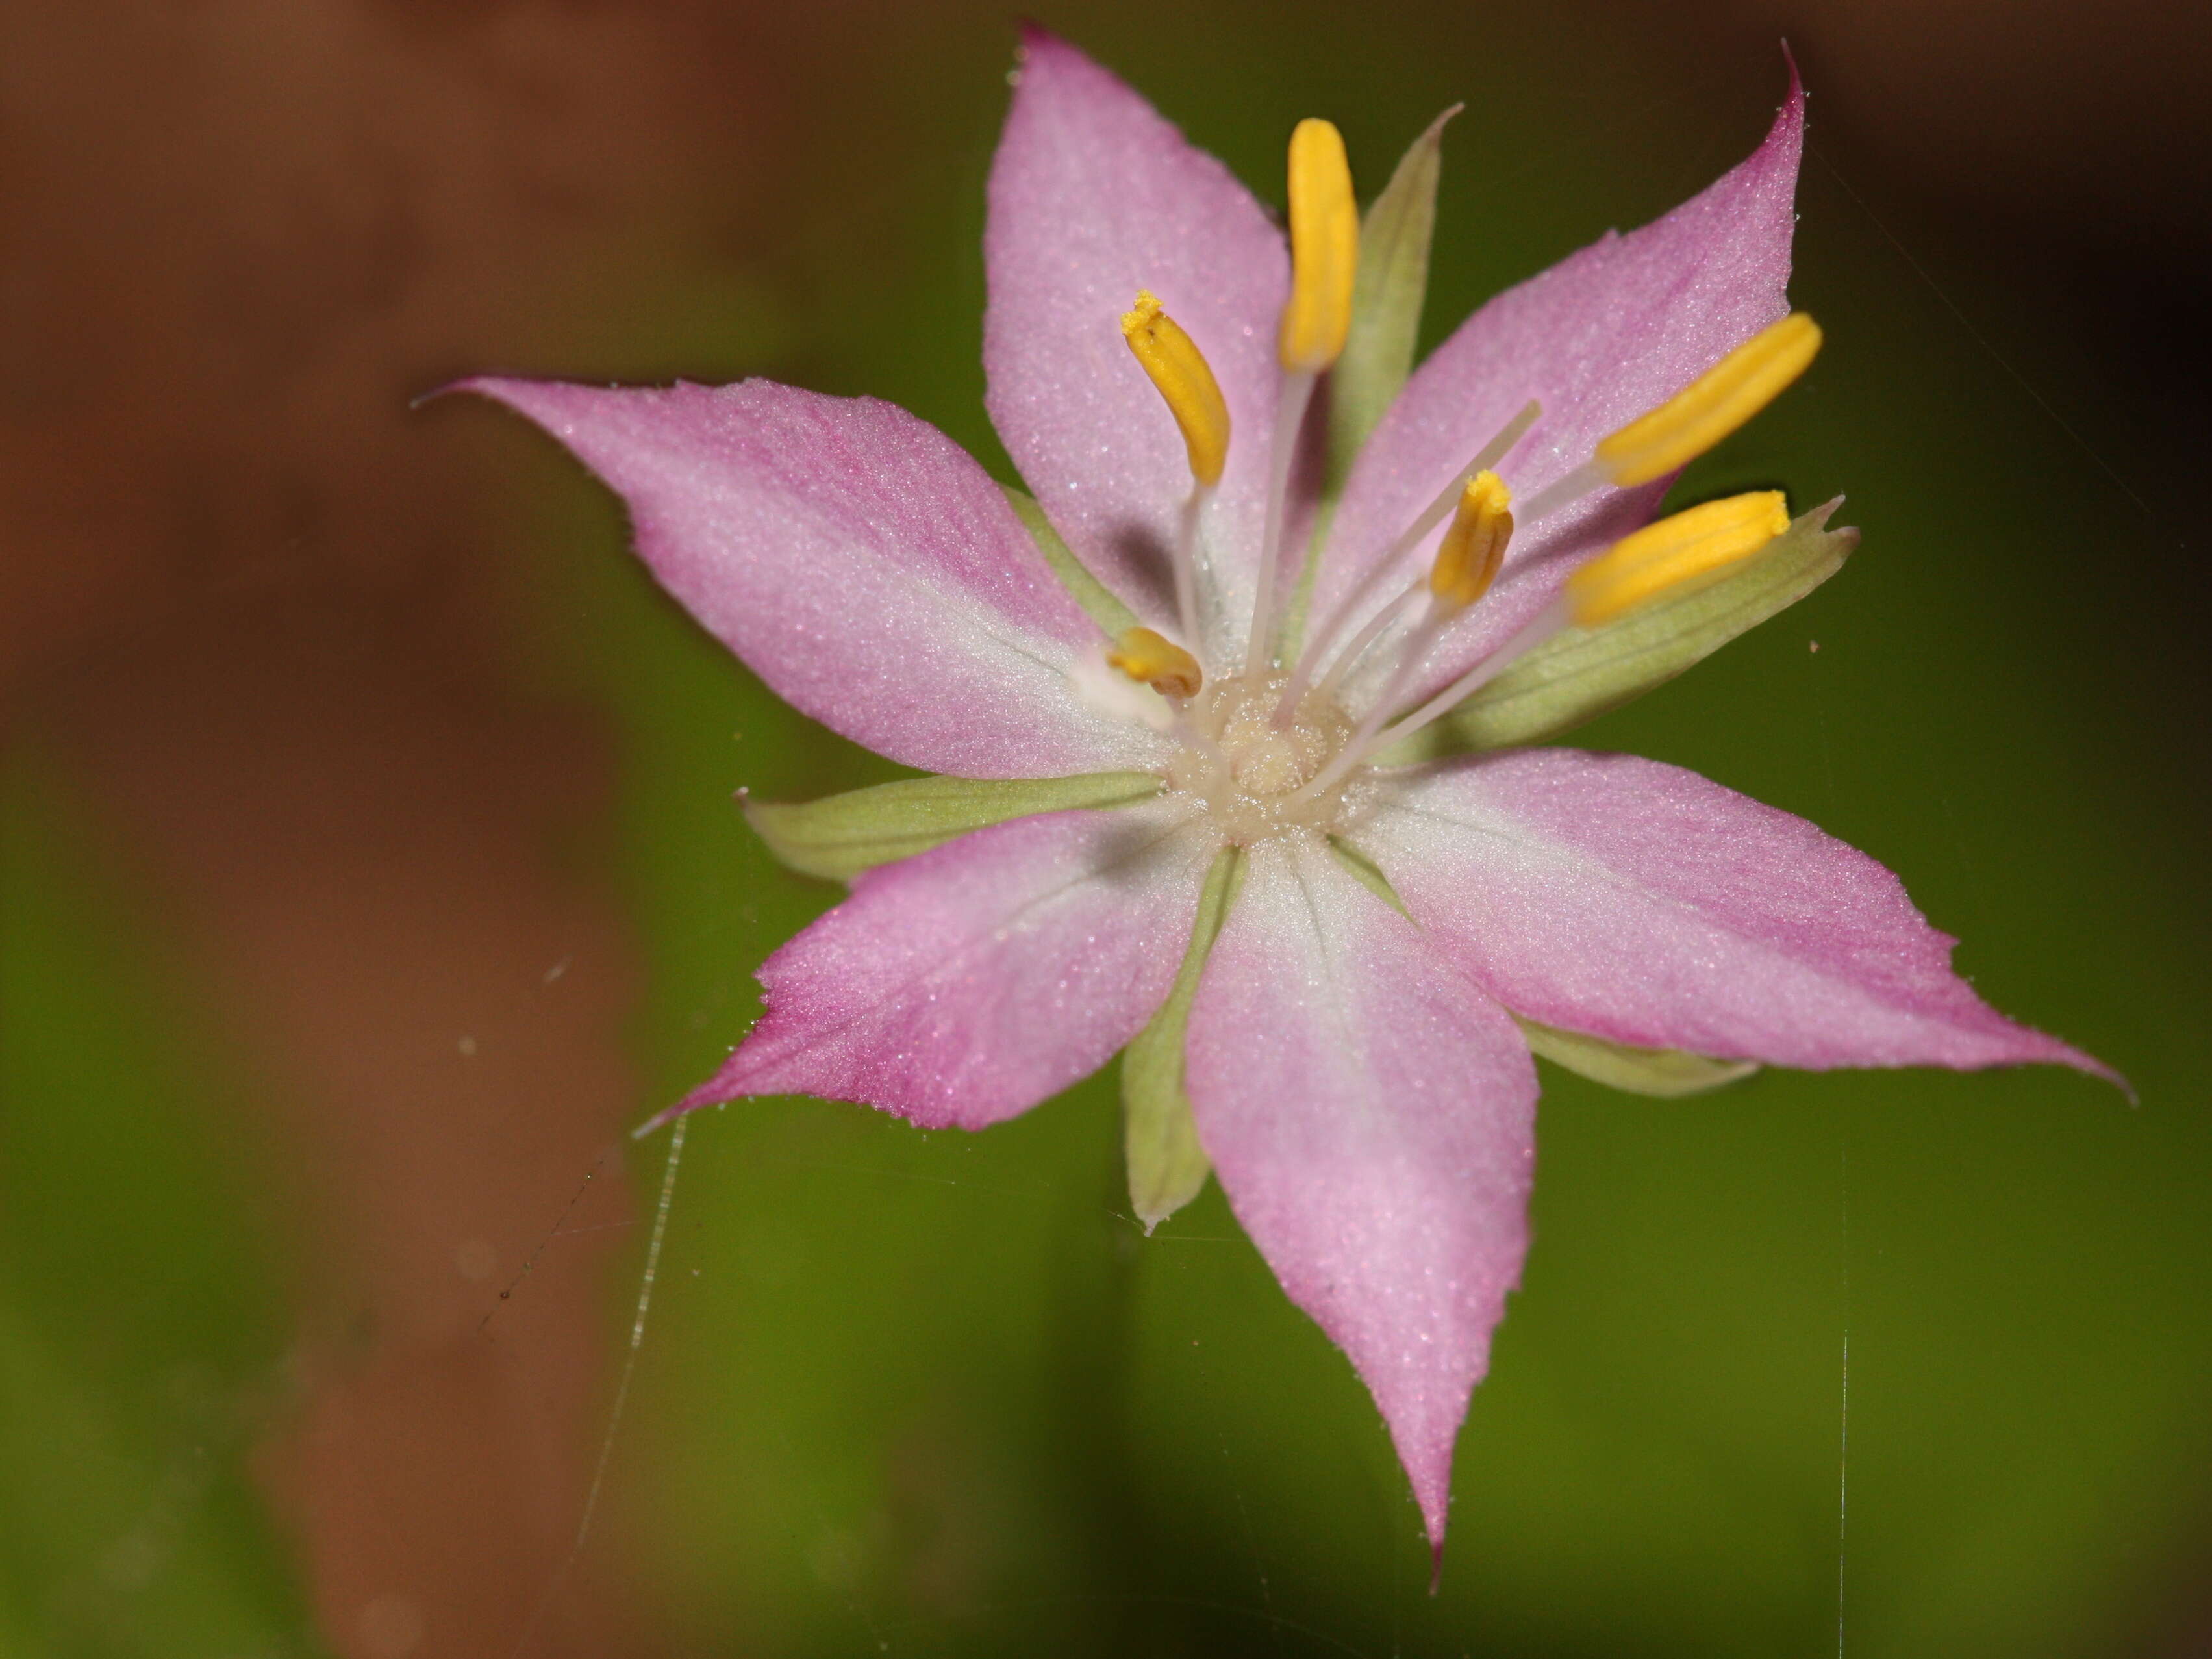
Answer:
top-left (1, 2), bottom-right (2206, 1656)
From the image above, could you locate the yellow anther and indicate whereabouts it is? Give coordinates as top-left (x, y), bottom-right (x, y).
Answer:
top-left (1596, 312), bottom-right (1824, 487)
top-left (1277, 118), bottom-right (1358, 373)
top-left (1106, 626), bottom-right (1204, 699)
top-left (1566, 491), bottom-right (1791, 626)
top-left (1429, 471), bottom-right (1514, 611)
top-left (1122, 290), bottom-right (1232, 488)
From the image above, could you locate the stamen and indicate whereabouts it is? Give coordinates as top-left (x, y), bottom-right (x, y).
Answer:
top-left (1348, 601), bottom-right (1571, 765)
top-left (1277, 119), bottom-right (1358, 375)
top-left (1298, 614), bottom-right (1442, 800)
top-left (1123, 290), bottom-right (1230, 650)
top-left (1277, 398), bottom-right (1540, 714)
top-left (1292, 473), bottom-right (1513, 787)
top-left (1171, 492), bottom-right (1206, 653)
top-left (1564, 490), bottom-right (1790, 626)
top-left (1246, 117), bottom-right (1358, 675)
top-left (1514, 316), bottom-right (1823, 527)
top-left (1243, 370), bottom-right (1314, 674)
top-left (1595, 312), bottom-right (1823, 487)
top-left (1513, 459), bottom-right (1607, 528)
top-left (1427, 471), bottom-right (1513, 611)
top-left (1313, 577), bottom-right (1424, 704)
top-left (1282, 475), bottom-right (1514, 787)
top-left (1106, 626), bottom-right (1205, 698)
top-left (1296, 490), bottom-right (1788, 794)
top-left (1122, 291), bottom-right (1231, 487)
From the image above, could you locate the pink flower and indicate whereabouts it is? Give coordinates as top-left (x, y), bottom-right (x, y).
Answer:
top-left (470, 30), bottom-right (2111, 1560)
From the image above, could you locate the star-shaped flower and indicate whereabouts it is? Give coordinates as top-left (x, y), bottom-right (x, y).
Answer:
top-left (470, 30), bottom-right (2111, 1559)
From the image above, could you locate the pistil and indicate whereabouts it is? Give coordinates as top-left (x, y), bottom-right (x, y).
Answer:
top-left (1167, 672), bottom-right (1361, 844)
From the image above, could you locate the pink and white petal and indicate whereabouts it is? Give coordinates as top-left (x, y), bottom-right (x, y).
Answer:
top-left (1185, 835), bottom-right (1538, 1554)
top-left (470, 376), bottom-right (1168, 779)
top-left (671, 801), bottom-right (1213, 1132)
top-left (1353, 749), bottom-right (2116, 1080)
top-left (1322, 79), bottom-right (1805, 715)
top-left (985, 27), bottom-right (1289, 657)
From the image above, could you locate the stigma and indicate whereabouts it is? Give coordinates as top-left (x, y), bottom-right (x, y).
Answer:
top-left (1165, 673), bottom-right (1365, 845)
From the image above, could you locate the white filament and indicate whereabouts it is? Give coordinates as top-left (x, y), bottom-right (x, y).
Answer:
top-left (1280, 398), bottom-right (1541, 709)
top-left (1243, 370), bottom-right (1317, 674)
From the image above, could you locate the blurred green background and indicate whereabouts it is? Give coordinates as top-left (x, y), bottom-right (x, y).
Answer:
top-left (3, 1), bottom-right (2207, 1655)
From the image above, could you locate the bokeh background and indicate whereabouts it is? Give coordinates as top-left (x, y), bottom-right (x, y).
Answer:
top-left (3, 1), bottom-right (2207, 1654)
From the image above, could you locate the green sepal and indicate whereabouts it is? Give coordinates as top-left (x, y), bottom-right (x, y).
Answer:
top-left (1121, 846), bottom-right (1244, 1232)
top-left (747, 772), bottom-right (1162, 883)
top-left (1327, 105), bottom-right (1457, 496)
top-left (1376, 498), bottom-right (1857, 764)
top-left (1516, 1017), bottom-right (1758, 1097)
top-left (1002, 485), bottom-right (1138, 637)
top-left (1328, 835), bottom-right (1410, 917)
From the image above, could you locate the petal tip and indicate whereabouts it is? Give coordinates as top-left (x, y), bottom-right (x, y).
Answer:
top-left (1011, 20), bottom-right (1088, 80)
top-left (408, 375), bottom-right (478, 412)
top-left (1401, 1433), bottom-right (1457, 1569)
top-left (2066, 1045), bottom-right (2134, 1103)
top-left (1964, 1013), bottom-right (2128, 1100)
top-left (1765, 49), bottom-right (1808, 160)
top-left (633, 1076), bottom-right (727, 1141)
top-left (446, 373), bottom-right (600, 433)
top-left (444, 372), bottom-right (523, 409)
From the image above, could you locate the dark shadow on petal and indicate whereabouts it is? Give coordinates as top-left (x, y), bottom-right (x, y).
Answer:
top-left (1103, 518), bottom-right (1177, 618)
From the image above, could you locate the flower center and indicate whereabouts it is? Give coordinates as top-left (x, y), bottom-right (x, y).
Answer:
top-left (1166, 672), bottom-right (1364, 844)
top-left (1108, 177), bottom-right (1824, 821)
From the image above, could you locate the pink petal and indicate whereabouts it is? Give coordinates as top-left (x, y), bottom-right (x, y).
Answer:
top-left (468, 376), bottom-right (1168, 779)
top-left (1185, 835), bottom-right (1538, 1554)
top-left (1355, 749), bottom-right (2116, 1079)
top-left (984, 28), bottom-right (1290, 657)
top-left (673, 802), bottom-right (1214, 1130)
top-left (1320, 77), bottom-right (1806, 714)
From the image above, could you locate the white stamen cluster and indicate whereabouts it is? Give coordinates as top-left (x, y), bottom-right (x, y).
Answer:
top-left (1166, 673), bottom-right (1368, 844)
top-left (1112, 204), bottom-right (1820, 847)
